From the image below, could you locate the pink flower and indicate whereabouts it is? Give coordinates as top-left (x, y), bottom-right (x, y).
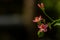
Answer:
top-left (38, 24), bottom-right (48, 32)
top-left (33, 16), bottom-right (42, 22)
top-left (37, 3), bottom-right (44, 8)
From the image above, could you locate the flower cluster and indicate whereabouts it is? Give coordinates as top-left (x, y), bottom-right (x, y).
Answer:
top-left (37, 3), bottom-right (45, 10)
top-left (33, 3), bottom-right (53, 37)
top-left (33, 16), bottom-right (42, 22)
top-left (37, 3), bottom-right (44, 8)
top-left (33, 16), bottom-right (48, 32)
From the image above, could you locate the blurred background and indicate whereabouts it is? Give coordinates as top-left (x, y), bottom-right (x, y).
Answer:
top-left (0, 0), bottom-right (60, 40)
top-left (0, 0), bottom-right (34, 40)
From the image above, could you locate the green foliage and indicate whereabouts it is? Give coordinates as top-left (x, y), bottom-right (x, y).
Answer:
top-left (37, 31), bottom-right (44, 38)
top-left (52, 19), bottom-right (60, 26)
top-left (54, 23), bottom-right (60, 26)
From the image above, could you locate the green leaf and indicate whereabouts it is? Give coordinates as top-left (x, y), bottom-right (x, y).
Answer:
top-left (54, 23), bottom-right (60, 26)
top-left (37, 31), bottom-right (44, 38)
top-left (52, 19), bottom-right (60, 26)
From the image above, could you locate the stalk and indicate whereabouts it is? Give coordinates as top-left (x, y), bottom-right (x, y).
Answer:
top-left (42, 10), bottom-right (54, 22)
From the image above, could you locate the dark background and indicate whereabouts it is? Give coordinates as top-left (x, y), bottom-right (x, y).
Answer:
top-left (0, 0), bottom-right (28, 40)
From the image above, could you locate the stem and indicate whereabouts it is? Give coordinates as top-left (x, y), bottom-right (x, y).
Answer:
top-left (42, 10), bottom-right (54, 21)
